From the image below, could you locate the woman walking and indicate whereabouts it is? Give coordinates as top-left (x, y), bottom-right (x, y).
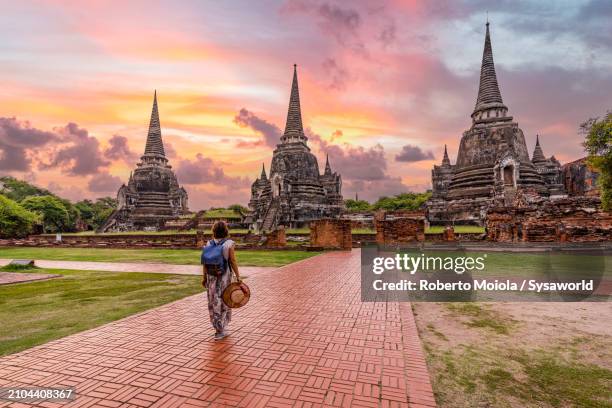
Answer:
top-left (201, 221), bottom-right (241, 340)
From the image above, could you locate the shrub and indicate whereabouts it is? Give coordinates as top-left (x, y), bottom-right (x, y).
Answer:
top-left (0, 195), bottom-right (40, 238)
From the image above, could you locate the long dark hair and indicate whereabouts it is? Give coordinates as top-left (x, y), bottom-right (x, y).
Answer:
top-left (212, 221), bottom-right (229, 239)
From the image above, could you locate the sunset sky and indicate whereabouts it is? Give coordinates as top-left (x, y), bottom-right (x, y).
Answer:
top-left (0, 0), bottom-right (611, 209)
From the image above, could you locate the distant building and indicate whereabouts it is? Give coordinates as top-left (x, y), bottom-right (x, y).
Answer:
top-left (530, 134), bottom-right (564, 195)
top-left (99, 92), bottom-right (188, 231)
top-left (428, 22), bottom-right (564, 225)
top-left (247, 65), bottom-right (344, 230)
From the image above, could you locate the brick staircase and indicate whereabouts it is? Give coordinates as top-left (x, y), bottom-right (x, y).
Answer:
top-left (261, 199), bottom-right (279, 231)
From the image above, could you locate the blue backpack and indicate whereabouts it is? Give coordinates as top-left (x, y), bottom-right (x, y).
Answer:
top-left (201, 239), bottom-right (228, 276)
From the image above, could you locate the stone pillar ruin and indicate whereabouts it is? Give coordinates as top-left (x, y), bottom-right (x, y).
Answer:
top-left (375, 211), bottom-right (426, 245)
top-left (265, 226), bottom-right (287, 248)
top-left (442, 226), bottom-right (455, 242)
top-left (309, 219), bottom-right (352, 250)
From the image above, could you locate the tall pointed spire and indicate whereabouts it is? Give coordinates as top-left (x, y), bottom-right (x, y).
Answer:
top-left (324, 153), bottom-right (332, 175)
top-left (442, 144), bottom-right (451, 166)
top-left (260, 163), bottom-right (267, 180)
top-left (143, 90), bottom-right (166, 159)
top-left (472, 22), bottom-right (507, 121)
top-left (532, 134), bottom-right (546, 163)
top-left (281, 64), bottom-right (307, 144)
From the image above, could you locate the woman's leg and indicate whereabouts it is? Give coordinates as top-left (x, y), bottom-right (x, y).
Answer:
top-left (206, 274), bottom-right (224, 333)
top-left (218, 271), bottom-right (232, 331)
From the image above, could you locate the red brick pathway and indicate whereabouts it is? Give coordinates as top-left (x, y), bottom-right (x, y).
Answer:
top-left (0, 250), bottom-right (436, 408)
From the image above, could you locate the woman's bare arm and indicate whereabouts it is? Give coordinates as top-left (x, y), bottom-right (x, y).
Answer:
top-left (228, 247), bottom-right (241, 280)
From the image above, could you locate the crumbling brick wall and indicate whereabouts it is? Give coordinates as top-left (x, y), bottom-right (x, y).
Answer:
top-left (0, 233), bottom-right (202, 249)
top-left (0, 232), bottom-right (250, 249)
top-left (342, 212), bottom-right (375, 229)
top-left (486, 197), bottom-right (612, 242)
top-left (265, 227), bottom-right (286, 248)
top-left (375, 211), bottom-right (425, 245)
top-left (310, 219), bottom-right (352, 250)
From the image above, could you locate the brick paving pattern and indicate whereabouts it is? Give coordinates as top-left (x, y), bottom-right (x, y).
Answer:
top-left (0, 259), bottom-right (274, 277)
top-left (0, 272), bottom-right (60, 286)
top-left (0, 250), bottom-right (436, 407)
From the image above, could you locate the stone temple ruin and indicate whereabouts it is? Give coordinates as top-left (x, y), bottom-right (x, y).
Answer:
top-left (428, 22), bottom-right (565, 225)
top-left (247, 65), bottom-right (344, 230)
top-left (99, 92), bottom-right (189, 232)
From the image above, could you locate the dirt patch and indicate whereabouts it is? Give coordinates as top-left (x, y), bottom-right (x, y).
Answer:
top-left (0, 272), bottom-right (61, 285)
top-left (413, 302), bottom-right (612, 407)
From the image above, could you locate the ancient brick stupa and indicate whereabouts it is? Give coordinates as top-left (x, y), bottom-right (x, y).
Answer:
top-left (428, 22), bottom-right (564, 224)
top-left (247, 65), bottom-right (344, 231)
top-left (99, 92), bottom-right (188, 232)
top-left (531, 134), bottom-right (564, 195)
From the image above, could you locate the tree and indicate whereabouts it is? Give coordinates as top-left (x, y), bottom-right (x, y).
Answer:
top-left (95, 196), bottom-right (117, 208)
top-left (0, 176), bottom-right (52, 201)
top-left (57, 197), bottom-right (80, 232)
top-left (0, 176), bottom-right (118, 232)
top-left (0, 195), bottom-right (40, 238)
top-left (228, 204), bottom-right (249, 214)
top-left (92, 197), bottom-right (116, 228)
top-left (583, 111), bottom-right (612, 210)
top-left (75, 199), bottom-right (95, 222)
top-left (20, 195), bottom-right (70, 233)
top-left (372, 192), bottom-right (432, 211)
top-left (92, 207), bottom-right (114, 228)
top-left (75, 197), bottom-right (117, 230)
top-left (344, 199), bottom-right (372, 212)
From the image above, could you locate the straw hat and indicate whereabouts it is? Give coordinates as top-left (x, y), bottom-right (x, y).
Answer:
top-left (223, 281), bottom-right (251, 308)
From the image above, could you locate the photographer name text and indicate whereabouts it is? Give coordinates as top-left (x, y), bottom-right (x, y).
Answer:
top-left (372, 279), bottom-right (594, 293)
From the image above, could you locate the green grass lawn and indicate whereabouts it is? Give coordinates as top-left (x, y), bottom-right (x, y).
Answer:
top-left (425, 225), bottom-right (485, 234)
top-left (203, 209), bottom-right (243, 219)
top-left (351, 228), bottom-right (376, 234)
top-left (0, 267), bottom-right (201, 356)
top-left (0, 247), bottom-right (319, 267)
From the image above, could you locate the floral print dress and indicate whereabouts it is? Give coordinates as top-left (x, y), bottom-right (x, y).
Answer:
top-left (205, 239), bottom-right (234, 334)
